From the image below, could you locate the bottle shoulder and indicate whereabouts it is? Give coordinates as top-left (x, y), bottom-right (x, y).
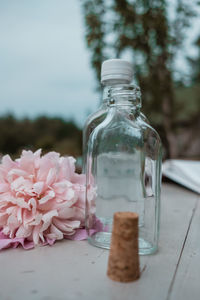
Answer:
top-left (82, 106), bottom-right (108, 153)
top-left (83, 107), bottom-right (107, 131)
top-left (89, 109), bottom-right (143, 146)
top-left (89, 109), bottom-right (162, 157)
top-left (137, 118), bottom-right (161, 142)
top-left (90, 109), bottom-right (153, 135)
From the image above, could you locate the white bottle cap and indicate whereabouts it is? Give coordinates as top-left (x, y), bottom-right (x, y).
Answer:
top-left (101, 59), bottom-right (133, 83)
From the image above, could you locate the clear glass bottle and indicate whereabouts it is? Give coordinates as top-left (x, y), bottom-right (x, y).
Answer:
top-left (85, 84), bottom-right (162, 255)
top-left (82, 59), bottom-right (133, 172)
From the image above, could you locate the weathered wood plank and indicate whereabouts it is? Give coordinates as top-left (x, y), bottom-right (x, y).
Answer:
top-left (0, 184), bottom-right (198, 300)
top-left (169, 195), bottom-right (200, 300)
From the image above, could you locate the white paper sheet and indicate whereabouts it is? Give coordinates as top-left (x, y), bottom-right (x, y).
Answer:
top-left (162, 160), bottom-right (200, 194)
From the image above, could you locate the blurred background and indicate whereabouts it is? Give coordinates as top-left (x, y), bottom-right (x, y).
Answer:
top-left (0, 0), bottom-right (200, 161)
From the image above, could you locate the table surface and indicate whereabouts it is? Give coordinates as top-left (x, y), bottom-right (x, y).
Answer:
top-left (0, 183), bottom-right (199, 300)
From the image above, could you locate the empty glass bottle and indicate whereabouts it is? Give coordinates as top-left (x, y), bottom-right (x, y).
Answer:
top-left (85, 84), bottom-right (162, 255)
top-left (82, 59), bottom-right (133, 172)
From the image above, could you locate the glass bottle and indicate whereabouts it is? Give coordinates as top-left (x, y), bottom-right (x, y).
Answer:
top-left (85, 84), bottom-right (162, 255)
top-left (82, 59), bottom-right (133, 172)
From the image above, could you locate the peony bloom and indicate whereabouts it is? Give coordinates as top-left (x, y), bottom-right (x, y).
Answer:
top-left (0, 149), bottom-right (87, 246)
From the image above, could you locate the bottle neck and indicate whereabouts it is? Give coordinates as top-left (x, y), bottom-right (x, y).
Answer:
top-left (109, 84), bottom-right (142, 115)
top-left (102, 79), bottom-right (131, 104)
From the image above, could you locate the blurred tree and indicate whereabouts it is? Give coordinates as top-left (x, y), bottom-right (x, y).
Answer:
top-left (188, 36), bottom-right (200, 84)
top-left (179, 35), bottom-right (200, 157)
top-left (82, 0), bottom-right (106, 82)
top-left (0, 115), bottom-right (82, 158)
top-left (81, 0), bottom-right (197, 158)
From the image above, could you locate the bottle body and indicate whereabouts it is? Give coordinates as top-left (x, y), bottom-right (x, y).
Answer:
top-left (82, 87), bottom-right (148, 173)
top-left (85, 85), bottom-right (162, 255)
top-left (82, 103), bottom-right (107, 173)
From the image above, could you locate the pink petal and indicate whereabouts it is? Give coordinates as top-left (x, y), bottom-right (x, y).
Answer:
top-left (32, 224), bottom-right (41, 244)
top-left (7, 169), bottom-right (28, 182)
top-left (62, 188), bottom-right (76, 202)
top-left (29, 213), bottom-right (43, 226)
top-left (33, 182), bottom-right (44, 195)
top-left (72, 173), bottom-right (86, 185)
top-left (65, 229), bottom-right (88, 240)
top-left (15, 225), bottom-right (33, 238)
top-left (46, 237), bottom-right (56, 245)
top-left (23, 210), bottom-right (36, 225)
top-left (11, 176), bottom-right (33, 195)
top-left (73, 184), bottom-right (86, 208)
top-left (0, 183), bottom-right (9, 193)
top-left (46, 224), bottom-right (63, 240)
top-left (41, 210), bottom-right (58, 232)
top-left (52, 180), bottom-right (72, 194)
top-left (2, 226), bottom-right (9, 235)
top-left (37, 198), bottom-right (58, 211)
top-left (1, 155), bottom-right (17, 171)
top-left (6, 206), bottom-right (16, 214)
top-left (34, 149), bottom-right (42, 159)
top-left (28, 198), bottom-right (37, 214)
top-left (39, 232), bottom-right (45, 243)
top-left (46, 168), bottom-right (58, 186)
top-left (58, 157), bottom-right (76, 181)
top-left (53, 218), bottom-right (80, 234)
top-left (36, 156), bottom-right (52, 181)
top-left (42, 210), bottom-right (58, 223)
top-left (58, 205), bottom-right (84, 221)
top-left (39, 190), bottom-right (55, 205)
top-left (9, 196), bottom-right (29, 209)
top-left (0, 199), bottom-right (9, 209)
top-left (0, 213), bottom-right (8, 226)
top-left (0, 167), bottom-right (7, 183)
top-left (17, 208), bottom-right (22, 223)
top-left (57, 205), bottom-right (76, 219)
top-left (7, 214), bottom-right (19, 229)
top-left (18, 150), bottom-right (35, 173)
top-left (44, 152), bottom-right (60, 162)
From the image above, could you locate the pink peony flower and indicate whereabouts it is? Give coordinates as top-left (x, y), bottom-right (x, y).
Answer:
top-left (0, 149), bottom-right (87, 246)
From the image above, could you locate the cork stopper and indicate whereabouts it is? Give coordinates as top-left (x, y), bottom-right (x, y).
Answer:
top-left (107, 212), bottom-right (140, 282)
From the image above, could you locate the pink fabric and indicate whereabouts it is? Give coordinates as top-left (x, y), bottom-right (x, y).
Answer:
top-left (0, 224), bottom-right (104, 250)
top-left (0, 229), bottom-right (34, 250)
top-left (0, 149), bottom-right (96, 249)
top-left (0, 228), bottom-right (88, 250)
top-left (0, 218), bottom-right (106, 250)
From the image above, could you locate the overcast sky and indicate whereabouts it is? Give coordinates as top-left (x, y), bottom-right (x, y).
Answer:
top-left (0, 1), bottom-right (199, 128)
top-left (0, 0), bottom-right (98, 127)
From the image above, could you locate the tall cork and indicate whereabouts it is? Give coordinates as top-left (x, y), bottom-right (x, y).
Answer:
top-left (107, 212), bottom-right (140, 282)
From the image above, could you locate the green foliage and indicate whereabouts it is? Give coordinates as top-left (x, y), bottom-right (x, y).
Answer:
top-left (188, 36), bottom-right (200, 84)
top-left (81, 0), bottom-right (200, 158)
top-left (82, 0), bottom-right (107, 82)
top-left (0, 115), bottom-right (82, 158)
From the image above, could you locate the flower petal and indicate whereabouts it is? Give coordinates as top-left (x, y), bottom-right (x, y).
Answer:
top-left (46, 168), bottom-right (58, 186)
top-left (33, 182), bottom-right (44, 195)
top-left (40, 210), bottom-right (58, 232)
top-left (1, 155), bottom-right (17, 171)
top-left (46, 224), bottom-right (63, 240)
top-left (39, 190), bottom-right (55, 205)
top-left (0, 183), bottom-right (9, 193)
top-left (33, 224), bottom-right (41, 244)
top-left (53, 218), bottom-right (80, 234)
top-left (7, 169), bottom-right (28, 182)
top-left (16, 224), bottom-right (33, 238)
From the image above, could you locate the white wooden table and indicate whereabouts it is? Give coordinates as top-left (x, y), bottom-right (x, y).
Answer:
top-left (0, 183), bottom-right (199, 300)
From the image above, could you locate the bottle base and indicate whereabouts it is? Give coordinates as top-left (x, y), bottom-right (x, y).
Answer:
top-left (88, 232), bottom-right (157, 255)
